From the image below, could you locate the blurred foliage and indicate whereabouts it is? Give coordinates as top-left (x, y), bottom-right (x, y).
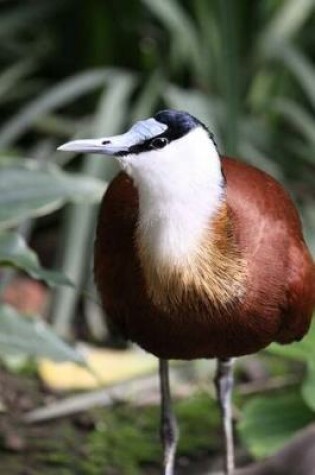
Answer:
top-left (239, 390), bottom-right (314, 459)
top-left (0, 162), bottom-right (104, 229)
top-left (239, 319), bottom-right (315, 458)
top-left (0, 158), bottom-right (103, 362)
top-left (0, 304), bottom-right (85, 363)
top-left (0, 159), bottom-right (101, 362)
top-left (269, 318), bottom-right (315, 411)
top-left (0, 231), bottom-right (71, 286)
top-left (0, 0), bottom-right (314, 467)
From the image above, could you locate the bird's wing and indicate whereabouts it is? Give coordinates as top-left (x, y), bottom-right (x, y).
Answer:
top-left (94, 172), bottom-right (143, 338)
top-left (222, 156), bottom-right (314, 343)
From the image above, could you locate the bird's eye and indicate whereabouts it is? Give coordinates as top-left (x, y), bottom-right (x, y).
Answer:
top-left (150, 137), bottom-right (169, 149)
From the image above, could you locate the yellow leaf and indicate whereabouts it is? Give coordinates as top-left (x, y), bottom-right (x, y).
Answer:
top-left (38, 345), bottom-right (157, 391)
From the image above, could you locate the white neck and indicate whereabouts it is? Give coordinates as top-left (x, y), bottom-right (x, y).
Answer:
top-left (121, 127), bottom-right (224, 265)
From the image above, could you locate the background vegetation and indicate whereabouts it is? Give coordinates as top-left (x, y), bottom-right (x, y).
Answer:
top-left (0, 0), bottom-right (314, 473)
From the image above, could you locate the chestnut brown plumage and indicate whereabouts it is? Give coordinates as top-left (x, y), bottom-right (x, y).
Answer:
top-left (94, 157), bottom-right (314, 359)
top-left (58, 110), bottom-right (315, 475)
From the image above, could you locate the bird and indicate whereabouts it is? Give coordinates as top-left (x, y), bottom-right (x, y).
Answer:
top-left (58, 109), bottom-right (315, 475)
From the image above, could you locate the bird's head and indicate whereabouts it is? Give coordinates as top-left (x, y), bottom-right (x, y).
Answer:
top-left (59, 110), bottom-right (226, 264)
top-left (58, 110), bottom-right (222, 192)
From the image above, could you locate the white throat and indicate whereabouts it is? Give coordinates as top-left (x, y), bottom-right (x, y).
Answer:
top-left (121, 127), bottom-right (224, 265)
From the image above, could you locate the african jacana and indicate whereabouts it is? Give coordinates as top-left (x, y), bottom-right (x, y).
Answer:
top-left (58, 110), bottom-right (315, 475)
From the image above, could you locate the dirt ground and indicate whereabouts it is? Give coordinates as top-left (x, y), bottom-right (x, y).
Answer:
top-left (0, 368), bottom-right (231, 475)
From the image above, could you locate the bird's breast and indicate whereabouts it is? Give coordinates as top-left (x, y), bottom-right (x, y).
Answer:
top-left (136, 203), bottom-right (247, 314)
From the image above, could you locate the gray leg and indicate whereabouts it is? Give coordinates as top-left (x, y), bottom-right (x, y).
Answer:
top-left (214, 358), bottom-right (235, 475)
top-left (159, 359), bottom-right (179, 475)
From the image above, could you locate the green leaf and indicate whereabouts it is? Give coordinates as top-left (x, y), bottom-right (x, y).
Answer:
top-left (0, 68), bottom-right (129, 147)
top-left (0, 59), bottom-right (36, 103)
top-left (279, 45), bottom-right (315, 109)
top-left (0, 304), bottom-right (85, 364)
top-left (261, 0), bottom-right (315, 47)
top-left (216, 0), bottom-right (241, 155)
top-left (0, 162), bottom-right (105, 229)
top-left (238, 390), bottom-right (314, 458)
top-left (274, 98), bottom-right (315, 146)
top-left (141, 0), bottom-right (203, 75)
top-left (0, 231), bottom-right (72, 287)
top-left (238, 141), bottom-right (280, 178)
top-left (303, 203), bottom-right (315, 255)
top-left (131, 71), bottom-right (163, 122)
top-left (302, 360), bottom-right (315, 411)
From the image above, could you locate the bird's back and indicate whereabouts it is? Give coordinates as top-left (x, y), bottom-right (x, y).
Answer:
top-left (223, 157), bottom-right (314, 344)
top-left (94, 157), bottom-right (314, 359)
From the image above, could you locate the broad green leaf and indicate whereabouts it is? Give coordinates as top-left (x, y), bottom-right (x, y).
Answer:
top-left (302, 360), bottom-right (315, 411)
top-left (0, 231), bottom-right (72, 287)
top-left (0, 304), bottom-right (85, 364)
top-left (238, 390), bottom-right (314, 458)
top-left (0, 162), bottom-right (105, 229)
